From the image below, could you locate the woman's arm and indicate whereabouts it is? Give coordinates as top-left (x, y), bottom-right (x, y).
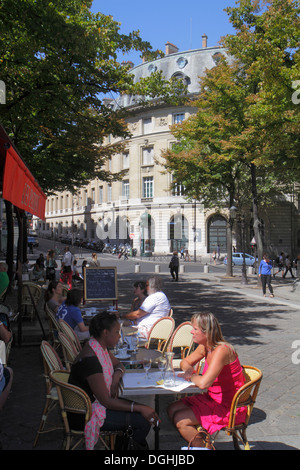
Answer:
top-left (179, 344), bottom-right (206, 381)
top-left (87, 372), bottom-right (159, 423)
top-left (0, 322), bottom-right (12, 344)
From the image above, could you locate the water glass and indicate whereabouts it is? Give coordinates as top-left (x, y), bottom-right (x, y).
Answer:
top-left (143, 358), bottom-right (152, 379)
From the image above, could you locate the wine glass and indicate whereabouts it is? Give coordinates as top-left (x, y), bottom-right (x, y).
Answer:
top-left (143, 358), bottom-right (152, 379)
top-left (158, 357), bottom-right (167, 380)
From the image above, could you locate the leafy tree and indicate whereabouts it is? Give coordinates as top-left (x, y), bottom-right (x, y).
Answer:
top-left (163, 0), bottom-right (300, 272)
top-left (0, 0), bottom-right (178, 193)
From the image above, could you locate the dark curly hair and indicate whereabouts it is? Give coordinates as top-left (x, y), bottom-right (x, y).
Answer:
top-left (89, 311), bottom-right (119, 338)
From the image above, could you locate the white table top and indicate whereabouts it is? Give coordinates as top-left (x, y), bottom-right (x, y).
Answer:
top-left (121, 370), bottom-right (201, 396)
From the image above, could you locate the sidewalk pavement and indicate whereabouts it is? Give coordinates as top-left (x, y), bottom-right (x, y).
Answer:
top-left (0, 258), bottom-right (299, 451)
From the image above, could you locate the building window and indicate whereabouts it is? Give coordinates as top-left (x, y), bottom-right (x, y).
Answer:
top-left (122, 180), bottom-right (130, 199)
top-left (172, 182), bottom-right (185, 196)
top-left (123, 152), bottom-right (129, 169)
top-left (142, 147), bottom-right (154, 166)
top-left (107, 184), bottom-right (112, 202)
top-left (143, 118), bottom-right (152, 134)
top-left (84, 190), bottom-right (88, 206)
top-left (91, 188), bottom-right (95, 204)
top-left (99, 186), bottom-right (103, 204)
top-left (173, 113), bottom-right (185, 124)
top-left (143, 177), bottom-right (153, 198)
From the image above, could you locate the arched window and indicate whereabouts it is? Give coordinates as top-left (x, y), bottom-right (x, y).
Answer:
top-left (208, 215), bottom-right (227, 253)
top-left (168, 214), bottom-right (188, 252)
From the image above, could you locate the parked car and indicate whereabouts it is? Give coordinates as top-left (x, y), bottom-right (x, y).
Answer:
top-left (28, 236), bottom-right (39, 247)
top-left (224, 252), bottom-right (257, 266)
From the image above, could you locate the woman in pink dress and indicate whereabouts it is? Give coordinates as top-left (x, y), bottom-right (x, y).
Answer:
top-left (168, 312), bottom-right (247, 447)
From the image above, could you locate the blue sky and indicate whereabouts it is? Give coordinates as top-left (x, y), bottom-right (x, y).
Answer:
top-left (91, 0), bottom-right (238, 66)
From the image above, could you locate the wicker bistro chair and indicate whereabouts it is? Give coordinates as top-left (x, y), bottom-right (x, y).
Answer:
top-left (168, 308), bottom-right (174, 318)
top-left (49, 370), bottom-right (122, 450)
top-left (45, 304), bottom-right (62, 350)
top-left (167, 321), bottom-right (194, 369)
top-left (21, 282), bottom-right (42, 320)
top-left (33, 341), bottom-right (65, 447)
top-left (59, 319), bottom-right (82, 353)
top-left (199, 365), bottom-right (263, 450)
top-left (145, 316), bottom-right (175, 352)
top-left (58, 332), bottom-right (78, 371)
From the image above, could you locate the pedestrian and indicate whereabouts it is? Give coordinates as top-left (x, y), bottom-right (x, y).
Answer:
top-left (217, 244), bottom-right (220, 260)
top-left (169, 251), bottom-right (179, 281)
top-left (212, 250), bottom-right (217, 266)
top-left (258, 254), bottom-right (274, 298)
top-left (273, 252), bottom-right (285, 278)
top-left (283, 255), bottom-right (295, 279)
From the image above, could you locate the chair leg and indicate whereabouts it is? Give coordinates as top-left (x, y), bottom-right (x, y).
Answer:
top-left (33, 396), bottom-right (59, 447)
top-left (232, 428), bottom-right (250, 450)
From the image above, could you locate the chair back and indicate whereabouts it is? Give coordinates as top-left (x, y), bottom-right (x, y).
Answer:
top-left (145, 317), bottom-right (175, 352)
top-left (49, 370), bottom-right (91, 450)
top-left (227, 365), bottom-right (263, 430)
top-left (167, 321), bottom-right (193, 355)
top-left (168, 308), bottom-right (173, 317)
top-left (167, 321), bottom-right (194, 368)
top-left (41, 340), bottom-right (64, 372)
top-left (59, 319), bottom-right (82, 352)
top-left (45, 304), bottom-right (62, 346)
top-left (58, 332), bottom-right (78, 370)
top-left (22, 282), bottom-right (42, 303)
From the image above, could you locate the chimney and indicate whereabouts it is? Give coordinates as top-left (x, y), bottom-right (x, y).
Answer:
top-left (202, 34), bottom-right (208, 48)
top-left (121, 61), bottom-right (134, 69)
top-left (165, 42), bottom-right (179, 55)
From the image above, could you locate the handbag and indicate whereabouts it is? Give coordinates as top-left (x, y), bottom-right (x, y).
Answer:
top-left (46, 267), bottom-right (56, 280)
top-left (181, 429), bottom-right (214, 451)
top-left (114, 415), bottom-right (149, 451)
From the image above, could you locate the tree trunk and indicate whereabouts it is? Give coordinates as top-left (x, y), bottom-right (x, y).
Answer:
top-left (251, 163), bottom-right (263, 284)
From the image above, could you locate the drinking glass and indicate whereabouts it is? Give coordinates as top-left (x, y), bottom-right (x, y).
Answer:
top-left (131, 335), bottom-right (139, 353)
top-left (143, 358), bottom-right (152, 379)
top-left (158, 357), bottom-right (167, 380)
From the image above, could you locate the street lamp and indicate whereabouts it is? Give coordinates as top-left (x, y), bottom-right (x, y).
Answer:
top-left (230, 206), bottom-right (248, 285)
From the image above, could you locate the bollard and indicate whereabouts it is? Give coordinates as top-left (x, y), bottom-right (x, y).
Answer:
top-left (179, 264), bottom-right (185, 273)
top-left (248, 266), bottom-right (253, 275)
top-left (155, 265), bottom-right (160, 273)
top-left (135, 264), bottom-right (140, 273)
top-left (204, 264), bottom-right (209, 273)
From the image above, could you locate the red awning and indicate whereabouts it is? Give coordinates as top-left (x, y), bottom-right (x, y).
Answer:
top-left (0, 125), bottom-right (46, 220)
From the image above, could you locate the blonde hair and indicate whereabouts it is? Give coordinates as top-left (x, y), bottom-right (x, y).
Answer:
top-left (191, 312), bottom-right (235, 352)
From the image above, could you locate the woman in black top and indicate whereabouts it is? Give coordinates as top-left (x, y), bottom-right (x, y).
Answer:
top-left (69, 312), bottom-right (159, 449)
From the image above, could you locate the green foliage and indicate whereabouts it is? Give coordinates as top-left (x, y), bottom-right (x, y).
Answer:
top-left (0, 0), bottom-right (165, 193)
top-left (163, 0), bottom-right (300, 214)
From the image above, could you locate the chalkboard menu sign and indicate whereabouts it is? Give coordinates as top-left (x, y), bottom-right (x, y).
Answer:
top-left (83, 267), bottom-right (118, 301)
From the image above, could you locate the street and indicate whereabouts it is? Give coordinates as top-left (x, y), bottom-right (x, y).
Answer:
top-left (0, 237), bottom-right (299, 450)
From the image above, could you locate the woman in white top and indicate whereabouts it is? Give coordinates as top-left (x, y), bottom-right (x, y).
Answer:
top-left (122, 276), bottom-right (170, 338)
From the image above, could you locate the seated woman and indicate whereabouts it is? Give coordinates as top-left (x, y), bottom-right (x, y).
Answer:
top-left (130, 281), bottom-right (147, 312)
top-left (56, 288), bottom-right (90, 341)
top-left (44, 281), bottom-right (66, 313)
top-left (0, 363), bottom-right (13, 411)
top-left (168, 312), bottom-right (247, 448)
top-left (0, 318), bottom-right (13, 411)
top-left (68, 312), bottom-right (159, 450)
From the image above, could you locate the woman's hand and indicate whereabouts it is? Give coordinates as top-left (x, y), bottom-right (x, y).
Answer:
top-left (137, 404), bottom-right (160, 426)
top-left (177, 368), bottom-right (195, 381)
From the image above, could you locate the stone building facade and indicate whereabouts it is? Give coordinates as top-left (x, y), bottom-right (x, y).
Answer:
top-left (37, 37), bottom-right (300, 259)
